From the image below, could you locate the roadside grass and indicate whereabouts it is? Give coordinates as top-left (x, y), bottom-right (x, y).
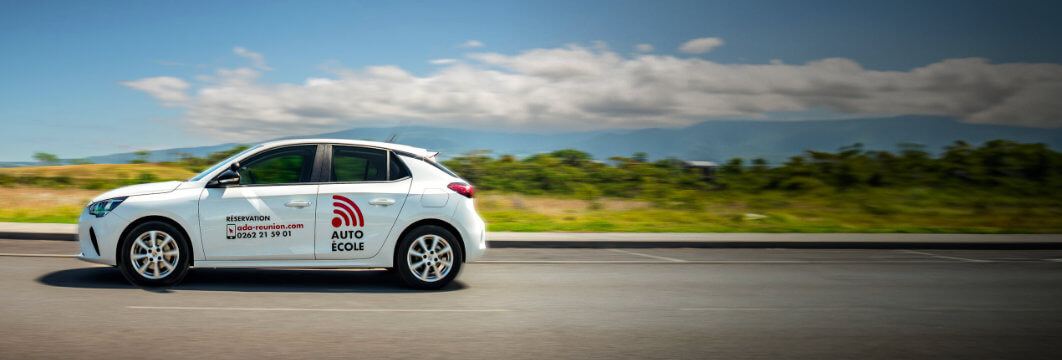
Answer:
top-left (476, 190), bottom-right (1062, 233)
top-left (0, 204), bottom-right (85, 223)
top-left (0, 164), bottom-right (195, 190)
top-left (1, 187), bottom-right (1060, 233)
top-left (0, 178), bottom-right (1059, 233)
top-left (0, 187), bottom-right (100, 223)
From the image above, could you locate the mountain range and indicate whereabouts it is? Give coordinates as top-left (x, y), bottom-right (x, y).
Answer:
top-left (18, 116), bottom-right (1062, 166)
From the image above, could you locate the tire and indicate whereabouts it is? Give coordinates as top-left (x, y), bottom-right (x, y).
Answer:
top-left (395, 225), bottom-right (463, 290)
top-left (117, 221), bottom-right (191, 287)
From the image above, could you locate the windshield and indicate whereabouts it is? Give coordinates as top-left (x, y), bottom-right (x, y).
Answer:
top-left (189, 145), bottom-right (263, 181)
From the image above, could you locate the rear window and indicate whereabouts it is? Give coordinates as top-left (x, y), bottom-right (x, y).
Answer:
top-left (332, 146), bottom-right (388, 182)
top-left (389, 152), bottom-right (411, 179)
top-left (331, 146), bottom-right (412, 182)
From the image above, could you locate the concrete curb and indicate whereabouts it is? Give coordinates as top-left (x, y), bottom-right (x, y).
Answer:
top-left (486, 232), bottom-right (1062, 249)
top-left (0, 232), bottom-right (77, 241)
top-left (0, 222), bottom-right (77, 241)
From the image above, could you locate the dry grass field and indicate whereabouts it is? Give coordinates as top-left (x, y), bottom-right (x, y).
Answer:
top-left (0, 186), bottom-right (101, 223)
top-left (0, 163), bottom-right (1059, 233)
top-left (0, 164), bottom-right (196, 180)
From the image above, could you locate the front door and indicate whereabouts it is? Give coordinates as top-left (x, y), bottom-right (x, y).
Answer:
top-left (315, 145), bottom-right (411, 260)
top-left (199, 145), bottom-right (320, 260)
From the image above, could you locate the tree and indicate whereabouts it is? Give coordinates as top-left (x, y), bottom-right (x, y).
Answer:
top-left (208, 145), bottom-right (250, 163)
top-left (549, 149), bottom-right (593, 166)
top-left (413, 140), bottom-right (1061, 199)
top-left (632, 152), bottom-right (649, 163)
top-left (130, 150), bottom-right (151, 164)
top-left (751, 158), bottom-right (769, 171)
top-left (33, 152), bottom-right (59, 165)
top-left (720, 158), bottom-right (744, 175)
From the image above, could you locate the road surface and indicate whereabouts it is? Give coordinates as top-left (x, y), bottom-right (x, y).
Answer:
top-left (2, 240), bottom-right (1062, 359)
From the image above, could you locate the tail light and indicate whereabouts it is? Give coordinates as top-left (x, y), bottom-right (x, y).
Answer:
top-left (447, 182), bottom-right (474, 198)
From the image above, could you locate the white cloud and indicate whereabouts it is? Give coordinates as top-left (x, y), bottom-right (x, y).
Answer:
top-left (121, 76), bottom-right (189, 104)
top-left (679, 37), bottom-right (724, 54)
top-left (459, 40), bottom-right (485, 48)
top-left (635, 43), bottom-right (654, 53)
top-left (233, 46), bottom-right (271, 70)
top-left (430, 58), bottom-right (458, 65)
top-left (124, 43), bottom-right (1062, 140)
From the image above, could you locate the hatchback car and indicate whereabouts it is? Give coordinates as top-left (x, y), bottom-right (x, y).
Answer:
top-left (77, 139), bottom-right (486, 289)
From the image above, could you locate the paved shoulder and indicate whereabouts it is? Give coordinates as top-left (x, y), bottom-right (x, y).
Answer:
top-left (2, 222), bottom-right (1061, 249)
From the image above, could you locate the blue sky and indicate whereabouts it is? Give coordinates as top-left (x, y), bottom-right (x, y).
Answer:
top-left (2, 0), bottom-right (1062, 161)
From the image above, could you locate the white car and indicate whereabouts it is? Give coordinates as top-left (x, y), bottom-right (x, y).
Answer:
top-left (77, 139), bottom-right (486, 289)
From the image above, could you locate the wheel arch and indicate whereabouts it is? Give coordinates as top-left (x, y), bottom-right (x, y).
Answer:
top-left (393, 218), bottom-right (466, 264)
top-left (118, 215), bottom-right (195, 266)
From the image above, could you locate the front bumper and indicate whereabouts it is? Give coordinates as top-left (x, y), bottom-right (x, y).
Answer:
top-left (77, 210), bottom-right (129, 266)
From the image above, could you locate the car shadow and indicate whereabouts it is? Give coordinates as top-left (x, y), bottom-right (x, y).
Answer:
top-left (36, 267), bottom-right (467, 293)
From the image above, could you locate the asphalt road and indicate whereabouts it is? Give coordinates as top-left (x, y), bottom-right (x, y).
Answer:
top-left (2, 240), bottom-right (1062, 359)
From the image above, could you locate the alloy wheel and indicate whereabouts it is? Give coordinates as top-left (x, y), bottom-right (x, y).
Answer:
top-left (406, 234), bottom-right (454, 282)
top-left (129, 230), bottom-right (180, 280)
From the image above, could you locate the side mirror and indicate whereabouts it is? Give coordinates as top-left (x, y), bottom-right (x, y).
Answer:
top-left (208, 163), bottom-right (241, 187)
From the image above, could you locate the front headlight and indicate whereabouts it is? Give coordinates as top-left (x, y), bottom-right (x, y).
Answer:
top-left (87, 197), bottom-right (127, 218)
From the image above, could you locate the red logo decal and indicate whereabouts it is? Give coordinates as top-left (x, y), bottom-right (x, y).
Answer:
top-left (332, 195), bottom-right (364, 228)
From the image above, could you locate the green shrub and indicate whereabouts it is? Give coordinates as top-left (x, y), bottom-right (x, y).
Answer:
top-left (779, 176), bottom-right (827, 191)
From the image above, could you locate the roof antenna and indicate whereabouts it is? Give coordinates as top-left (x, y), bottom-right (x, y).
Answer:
top-left (384, 119), bottom-right (409, 143)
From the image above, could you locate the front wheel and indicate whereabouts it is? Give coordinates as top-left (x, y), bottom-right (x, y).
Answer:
top-left (395, 225), bottom-right (463, 290)
top-left (117, 221), bottom-right (191, 287)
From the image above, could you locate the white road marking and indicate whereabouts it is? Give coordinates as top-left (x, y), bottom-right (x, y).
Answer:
top-left (473, 260), bottom-right (957, 264)
top-left (1045, 258), bottom-right (1062, 263)
top-left (681, 307), bottom-right (791, 311)
top-left (680, 307), bottom-right (1062, 312)
top-left (0, 252), bottom-right (960, 264)
top-left (897, 250), bottom-right (992, 263)
top-left (476, 260), bottom-right (697, 264)
top-left (476, 260), bottom-right (677, 264)
top-left (0, 252), bottom-right (1044, 264)
top-left (0, 253), bottom-right (77, 258)
top-left (128, 306), bottom-right (511, 313)
top-left (608, 249), bottom-right (686, 262)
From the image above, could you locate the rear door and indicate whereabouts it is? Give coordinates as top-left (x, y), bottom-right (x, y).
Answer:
top-left (315, 145), bottom-right (411, 260)
top-left (199, 145), bottom-right (322, 260)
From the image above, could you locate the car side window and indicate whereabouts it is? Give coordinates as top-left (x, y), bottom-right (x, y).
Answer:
top-left (332, 146), bottom-right (392, 182)
top-left (237, 145), bottom-right (317, 185)
top-left (389, 152), bottom-right (411, 180)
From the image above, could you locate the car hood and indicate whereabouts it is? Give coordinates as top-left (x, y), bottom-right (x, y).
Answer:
top-left (91, 181), bottom-right (184, 202)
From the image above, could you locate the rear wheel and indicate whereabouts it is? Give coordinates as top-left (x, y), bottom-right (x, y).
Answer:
top-left (117, 221), bottom-right (191, 287)
top-left (395, 225), bottom-right (463, 290)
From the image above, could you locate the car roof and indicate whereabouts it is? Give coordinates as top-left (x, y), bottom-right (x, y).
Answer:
top-left (258, 138), bottom-right (438, 159)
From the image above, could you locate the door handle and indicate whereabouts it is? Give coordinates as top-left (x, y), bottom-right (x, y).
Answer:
top-left (369, 198), bottom-right (397, 206)
top-left (285, 200), bottom-right (312, 208)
